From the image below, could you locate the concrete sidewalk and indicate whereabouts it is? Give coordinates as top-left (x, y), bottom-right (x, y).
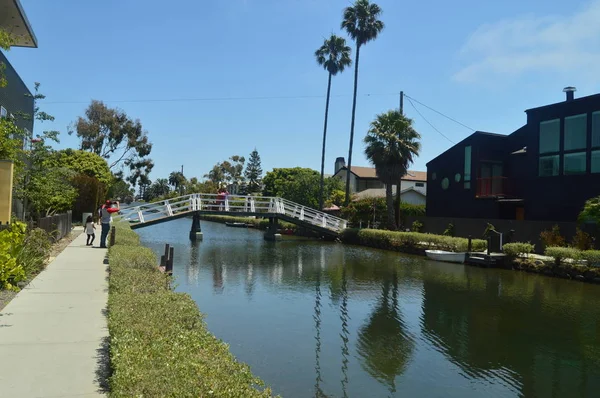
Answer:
top-left (0, 228), bottom-right (109, 398)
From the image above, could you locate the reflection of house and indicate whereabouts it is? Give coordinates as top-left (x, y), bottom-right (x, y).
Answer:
top-left (426, 87), bottom-right (600, 221)
top-left (332, 157), bottom-right (427, 203)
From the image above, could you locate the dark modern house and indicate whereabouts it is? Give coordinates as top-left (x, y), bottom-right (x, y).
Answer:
top-left (426, 87), bottom-right (600, 222)
top-left (0, 0), bottom-right (37, 137)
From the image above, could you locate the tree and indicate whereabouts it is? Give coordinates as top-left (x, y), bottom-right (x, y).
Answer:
top-left (244, 149), bottom-right (263, 193)
top-left (315, 34), bottom-right (352, 210)
top-left (205, 155), bottom-right (245, 191)
top-left (0, 29), bottom-right (12, 88)
top-left (364, 110), bottom-right (420, 229)
top-left (205, 163), bottom-right (226, 185)
top-left (168, 171), bottom-right (187, 195)
top-left (341, 0), bottom-right (384, 205)
top-left (69, 100), bottom-right (153, 188)
top-left (262, 167), bottom-right (343, 208)
top-left (49, 149), bottom-right (112, 187)
top-left (144, 178), bottom-right (171, 201)
top-left (108, 179), bottom-right (135, 203)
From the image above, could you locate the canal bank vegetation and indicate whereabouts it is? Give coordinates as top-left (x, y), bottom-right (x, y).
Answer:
top-left (107, 222), bottom-right (273, 397)
top-left (199, 214), bottom-right (298, 231)
top-left (340, 228), bottom-right (487, 253)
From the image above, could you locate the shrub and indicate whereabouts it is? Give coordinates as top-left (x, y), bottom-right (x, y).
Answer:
top-left (0, 222), bottom-right (27, 290)
top-left (340, 197), bottom-right (425, 227)
top-left (540, 225), bottom-right (566, 248)
top-left (443, 223), bottom-right (455, 237)
top-left (571, 228), bottom-right (594, 250)
top-left (483, 223), bottom-right (496, 238)
top-left (108, 222), bottom-right (272, 397)
top-left (503, 242), bottom-right (534, 258)
top-left (582, 250), bottom-right (600, 267)
top-left (578, 195), bottom-right (600, 224)
top-left (411, 220), bottom-right (423, 233)
top-left (18, 228), bottom-right (52, 276)
top-left (545, 246), bottom-right (582, 265)
top-left (339, 229), bottom-right (486, 253)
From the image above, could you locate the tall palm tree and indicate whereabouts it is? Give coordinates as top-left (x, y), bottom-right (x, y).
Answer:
top-left (315, 34), bottom-right (352, 210)
top-left (364, 110), bottom-right (421, 229)
top-left (341, 0), bottom-right (384, 205)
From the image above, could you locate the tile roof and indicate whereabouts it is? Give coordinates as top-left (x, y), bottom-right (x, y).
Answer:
top-left (352, 186), bottom-right (426, 201)
top-left (349, 166), bottom-right (427, 181)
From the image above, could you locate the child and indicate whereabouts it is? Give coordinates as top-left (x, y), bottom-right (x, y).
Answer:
top-left (85, 215), bottom-right (96, 246)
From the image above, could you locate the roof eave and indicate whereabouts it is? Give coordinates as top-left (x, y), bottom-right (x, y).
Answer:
top-left (1, 0), bottom-right (38, 48)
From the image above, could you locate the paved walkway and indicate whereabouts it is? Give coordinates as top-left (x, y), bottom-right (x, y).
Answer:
top-left (0, 228), bottom-right (109, 398)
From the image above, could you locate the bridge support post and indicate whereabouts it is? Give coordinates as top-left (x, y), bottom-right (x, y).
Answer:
top-left (264, 217), bottom-right (281, 241)
top-left (189, 212), bottom-right (203, 241)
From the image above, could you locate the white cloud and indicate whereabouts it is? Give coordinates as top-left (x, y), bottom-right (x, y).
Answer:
top-left (454, 1), bottom-right (600, 83)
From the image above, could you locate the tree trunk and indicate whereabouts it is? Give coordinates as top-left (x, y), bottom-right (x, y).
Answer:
top-left (344, 44), bottom-right (361, 205)
top-left (385, 183), bottom-right (395, 230)
top-left (319, 72), bottom-right (333, 211)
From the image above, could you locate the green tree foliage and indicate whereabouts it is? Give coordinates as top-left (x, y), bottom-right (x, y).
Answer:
top-left (71, 174), bottom-right (107, 219)
top-left (364, 110), bottom-right (421, 229)
top-left (25, 167), bottom-right (77, 217)
top-left (262, 167), bottom-right (342, 209)
top-left (205, 163), bottom-right (226, 185)
top-left (315, 34), bottom-right (352, 209)
top-left (144, 178), bottom-right (171, 201)
top-left (0, 28), bottom-right (12, 88)
top-left (205, 155), bottom-right (245, 190)
top-left (69, 100), bottom-right (154, 188)
top-left (579, 196), bottom-right (600, 224)
top-left (0, 119), bottom-right (24, 179)
top-left (50, 149), bottom-right (112, 186)
top-left (168, 171), bottom-right (187, 194)
top-left (185, 177), bottom-right (218, 195)
top-left (341, 197), bottom-right (425, 227)
top-left (109, 179), bottom-right (135, 203)
top-left (244, 149), bottom-right (263, 193)
top-left (341, 0), bottom-right (384, 204)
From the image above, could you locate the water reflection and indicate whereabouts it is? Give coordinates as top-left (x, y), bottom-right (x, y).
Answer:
top-left (136, 219), bottom-right (600, 398)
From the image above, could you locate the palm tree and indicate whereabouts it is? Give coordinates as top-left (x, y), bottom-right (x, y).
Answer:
top-left (168, 171), bottom-right (186, 195)
top-left (341, 0), bottom-right (384, 205)
top-left (364, 110), bottom-right (421, 229)
top-left (315, 34), bottom-right (352, 210)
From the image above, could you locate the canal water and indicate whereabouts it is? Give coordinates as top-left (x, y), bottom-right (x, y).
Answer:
top-left (136, 219), bottom-right (600, 398)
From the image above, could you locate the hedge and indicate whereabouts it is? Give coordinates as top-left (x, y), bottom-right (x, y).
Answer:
top-left (544, 246), bottom-right (600, 267)
top-left (502, 242), bottom-right (535, 257)
top-left (339, 228), bottom-right (487, 253)
top-left (108, 222), bottom-right (273, 397)
top-left (199, 215), bottom-right (297, 231)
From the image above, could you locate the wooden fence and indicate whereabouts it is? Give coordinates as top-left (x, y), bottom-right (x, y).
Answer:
top-left (0, 211), bottom-right (73, 241)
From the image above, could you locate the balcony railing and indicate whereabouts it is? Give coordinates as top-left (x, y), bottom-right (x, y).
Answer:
top-left (476, 177), bottom-right (510, 198)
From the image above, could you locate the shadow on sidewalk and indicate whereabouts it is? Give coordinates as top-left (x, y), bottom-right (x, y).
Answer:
top-left (95, 307), bottom-right (111, 394)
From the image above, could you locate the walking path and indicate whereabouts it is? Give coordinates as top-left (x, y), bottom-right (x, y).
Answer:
top-left (0, 228), bottom-right (109, 398)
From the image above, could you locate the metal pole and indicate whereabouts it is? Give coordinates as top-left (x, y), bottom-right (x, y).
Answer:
top-left (400, 91), bottom-right (404, 115)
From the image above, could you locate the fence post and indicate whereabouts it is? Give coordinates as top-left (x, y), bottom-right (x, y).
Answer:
top-left (109, 226), bottom-right (116, 247)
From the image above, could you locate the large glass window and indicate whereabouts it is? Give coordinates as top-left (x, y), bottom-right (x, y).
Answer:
top-left (0, 106), bottom-right (6, 119)
top-left (539, 119), bottom-right (560, 154)
top-left (592, 112), bottom-right (600, 148)
top-left (563, 152), bottom-right (587, 175)
top-left (464, 146), bottom-right (471, 189)
top-left (564, 114), bottom-right (587, 151)
top-left (539, 155), bottom-right (559, 177)
top-left (592, 150), bottom-right (600, 173)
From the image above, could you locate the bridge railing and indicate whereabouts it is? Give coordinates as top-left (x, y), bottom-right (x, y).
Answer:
top-left (115, 193), bottom-right (348, 233)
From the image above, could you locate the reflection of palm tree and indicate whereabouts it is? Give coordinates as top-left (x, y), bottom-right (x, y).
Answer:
top-left (357, 270), bottom-right (414, 393)
top-left (187, 240), bottom-right (200, 285)
top-left (340, 266), bottom-right (350, 398)
top-left (314, 271), bottom-right (327, 397)
top-left (212, 262), bottom-right (224, 294)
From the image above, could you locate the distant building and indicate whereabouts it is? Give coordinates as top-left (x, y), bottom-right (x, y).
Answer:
top-left (426, 87), bottom-right (600, 222)
top-left (332, 157), bottom-right (427, 204)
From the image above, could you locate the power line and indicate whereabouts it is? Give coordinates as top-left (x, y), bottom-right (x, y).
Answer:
top-left (43, 92), bottom-right (398, 105)
top-left (404, 93), bottom-right (475, 132)
top-left (406, 97), bottom-right (455, 144)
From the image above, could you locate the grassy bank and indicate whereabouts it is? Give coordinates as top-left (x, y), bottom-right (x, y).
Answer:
top-left (199, 214), bottom-right (297, 231)
top-left (340, 228), bottom-right (487, 253)
top-left (107, 222), bottom-right (273, 397)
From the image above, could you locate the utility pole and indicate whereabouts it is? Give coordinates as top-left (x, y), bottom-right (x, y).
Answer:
top-left (181, 165), bottom-right (184, 175)
top-left (397, 90), bottom-right (405, 230)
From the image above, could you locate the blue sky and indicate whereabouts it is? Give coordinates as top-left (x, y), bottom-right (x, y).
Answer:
top-left (6, 0), bottom-right (600, 182)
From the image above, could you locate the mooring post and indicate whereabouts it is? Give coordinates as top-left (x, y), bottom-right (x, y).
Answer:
top-left (189, 212), bottom-right (203, 241)
top-left (487, 237), bottom-right (491, 256)
top-left (163, 244), bottom-right (170, 266)
top-left (467, 235), bottom-right (472, 253)
top-left (166, 246), bottom-right (174, 274)
top-left (109, 226), bottom-right (116, 247)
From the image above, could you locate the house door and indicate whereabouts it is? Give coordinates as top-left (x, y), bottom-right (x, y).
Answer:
top-left (516, 207), bottom-right (525, 220)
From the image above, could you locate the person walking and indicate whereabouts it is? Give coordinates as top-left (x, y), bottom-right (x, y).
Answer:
top-left (99, 200), bottom-right (120, 248)
top-left (84, 215), bottom-right (96, 246)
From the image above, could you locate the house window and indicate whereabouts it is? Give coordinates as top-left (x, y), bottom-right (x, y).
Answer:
top-left (0, 106), bottom-right (6, 119)
top-left (563, 152), bottom-right (587, 175)
top-left (592, 112), bottom-right (600, 148)
top-left (441, 178), bottom-right (449, 190)
top-left (564, 114), bottom-right (587, 151)
top-left (591, 150), bottom-right (600, 173)
top-left (415, 182), bottom-right (424, 187)
top-left (455, 173), bottom-right (461, 182)
top-left (539, 155), bottom-right (559, 177)
top-left (464, 146), bottom-right (471, 189)
top-left (539, 119), bottom-right (560, 154)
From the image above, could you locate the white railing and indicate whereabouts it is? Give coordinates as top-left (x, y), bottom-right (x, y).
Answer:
top-left (115, 193), bottom-right (348, 233)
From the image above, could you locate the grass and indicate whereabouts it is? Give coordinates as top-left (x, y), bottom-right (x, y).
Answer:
top-left (339, 228), bottom-right (487, 253)
top-left (107, 222), bottom-right (273, 397)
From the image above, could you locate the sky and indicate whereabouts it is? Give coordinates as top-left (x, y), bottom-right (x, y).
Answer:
top-left (5, 0), bottom-right (600, 183)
